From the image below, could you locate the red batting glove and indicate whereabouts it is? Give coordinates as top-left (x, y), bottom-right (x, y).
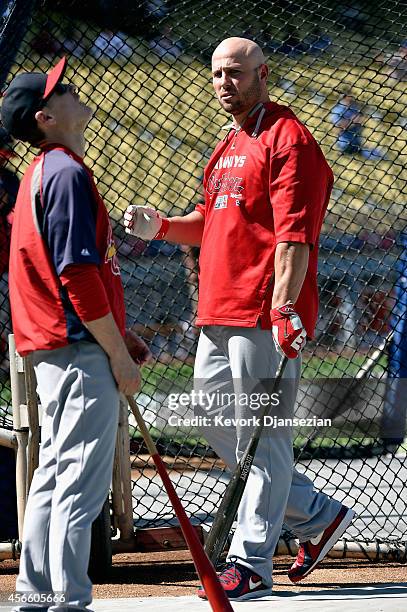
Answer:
top-left (270, 302), bottom-right (307, 359)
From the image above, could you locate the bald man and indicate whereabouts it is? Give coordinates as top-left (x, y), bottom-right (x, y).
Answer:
top-left (124, 37), bottom-right (355, 601)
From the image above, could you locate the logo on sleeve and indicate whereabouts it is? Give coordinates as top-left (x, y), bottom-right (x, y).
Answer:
top-left (105, 224), bottom-right (121, 276)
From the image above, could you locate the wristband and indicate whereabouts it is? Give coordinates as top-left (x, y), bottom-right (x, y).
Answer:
top-left (153, 217), bottom-right (170, 240)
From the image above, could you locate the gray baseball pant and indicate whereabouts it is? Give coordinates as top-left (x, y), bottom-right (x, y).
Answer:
top-left (14, 341), bottom-right (119, 611)
top-left (194, 326), bottom-right (342, 585)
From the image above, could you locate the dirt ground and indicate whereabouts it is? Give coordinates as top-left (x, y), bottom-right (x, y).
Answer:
top-left (1, 552), bottom-right (406, 599)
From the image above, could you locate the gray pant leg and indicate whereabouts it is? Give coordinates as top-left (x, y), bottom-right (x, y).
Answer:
top-left (16, 342), bottom-right (119, 612)
top-left (194, 327), bottom-right (237, 468)
top-left (15, 412), bottom-right (56, 604)
top-left (194, 327), bottom-right (294, 583)
top-left (228, 328), bottom-right (343, 544)
top-left (225, 327), bottom-right (297, 583)
top-left (194, 326), bottom-right (342, 584)
top-left (284, 470), bottom-right (342, 542)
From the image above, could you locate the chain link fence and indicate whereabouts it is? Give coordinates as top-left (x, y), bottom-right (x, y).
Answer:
top-left (0, 0), bottom-right (406, 555)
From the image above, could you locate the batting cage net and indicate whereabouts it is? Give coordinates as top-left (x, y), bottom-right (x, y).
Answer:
top-left (0, 0), bottom-right (406, 557)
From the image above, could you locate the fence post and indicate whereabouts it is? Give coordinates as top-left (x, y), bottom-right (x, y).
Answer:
top-left (9, 334), bottom-right (28, 541)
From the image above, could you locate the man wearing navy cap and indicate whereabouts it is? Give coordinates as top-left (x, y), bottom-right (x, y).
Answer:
top-left (2, 58), bottom-right (150, 610)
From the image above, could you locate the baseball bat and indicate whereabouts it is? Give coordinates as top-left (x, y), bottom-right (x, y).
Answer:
top-left (126, 395), bottom-right (233, 612)
top-left (298, 328), bottom-right (395, 454)
top-left (204, 356), bottom-right (288, 567)
top-left (354, 330), bottom-right (394, 380)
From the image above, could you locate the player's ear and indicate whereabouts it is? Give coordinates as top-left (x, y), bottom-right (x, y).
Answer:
top-left (259, 63), bottom-right (269, 81)
top-left (34, 109), bottom-right (57, 129)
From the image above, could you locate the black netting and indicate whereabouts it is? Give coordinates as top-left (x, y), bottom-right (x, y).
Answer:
top-left (0, 0), bottom-right (406, 552)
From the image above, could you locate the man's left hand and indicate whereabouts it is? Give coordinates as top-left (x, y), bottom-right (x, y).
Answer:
top-left (124, 329), bottom-right (153, 365)
top-left (270, 302), bottom-right (306, 359)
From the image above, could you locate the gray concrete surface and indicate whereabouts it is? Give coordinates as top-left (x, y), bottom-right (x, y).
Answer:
top-left (88, 583), bottom-right (407, 611)
top-left (2, 585), bottom-right (407, 611)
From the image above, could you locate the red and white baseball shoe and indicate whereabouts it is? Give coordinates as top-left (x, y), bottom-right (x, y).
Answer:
top-left (288, 504), bottom-right (355, 583)
top-left (197, 561), bottom-right (272, 601)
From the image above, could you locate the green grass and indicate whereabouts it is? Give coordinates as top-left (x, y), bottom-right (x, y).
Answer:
top-left (141, 361), bottom-right (194, 396)
top-left (137, 353), bottom-right (387, 395)
top-left (302, 353), bottom-right (387, 378)
top-left (0, 353), bottom-right (389, 435)
top-left (0, 380), bottom-right (12, 405)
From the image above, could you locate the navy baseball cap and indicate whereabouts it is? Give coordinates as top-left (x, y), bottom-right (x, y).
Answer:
top-left (1, 57), bottom-right (67, 142)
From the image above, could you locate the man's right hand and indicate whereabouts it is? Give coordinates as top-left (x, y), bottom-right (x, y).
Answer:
top-left (270, 302), bottom-right (306, 359)
top-left (109, 347), bottom-right (142, 396)
top-left (124, 205), bottom-right (164, 240)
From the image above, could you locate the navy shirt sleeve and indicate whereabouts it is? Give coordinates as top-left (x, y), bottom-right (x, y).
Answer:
top-left (41, 156), bottom-right (100, 275)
